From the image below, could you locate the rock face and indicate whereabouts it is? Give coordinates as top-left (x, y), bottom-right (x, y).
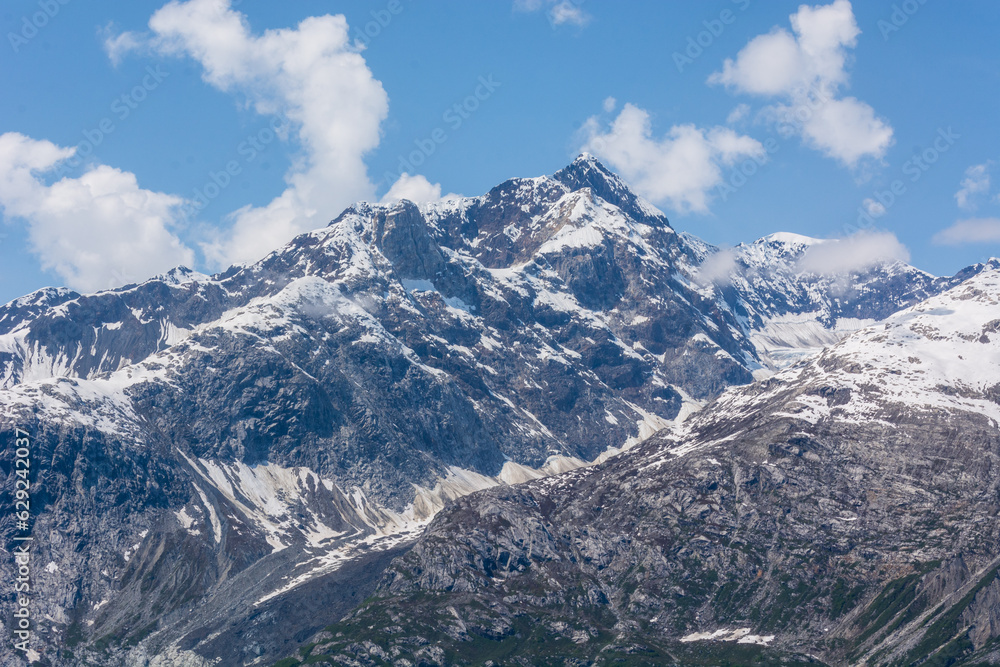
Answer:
top-left (0, 156), bottom-right (990, 666)
top-left (299, 269), bottom-right (1000, 666)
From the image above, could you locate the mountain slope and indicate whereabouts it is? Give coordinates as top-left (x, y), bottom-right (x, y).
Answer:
top-left (290, 268), bottom-right (1000, 666)
top-left (681, 232), bottom-right (991, 369)
top-left (0, 156), bottom-right (987, 666)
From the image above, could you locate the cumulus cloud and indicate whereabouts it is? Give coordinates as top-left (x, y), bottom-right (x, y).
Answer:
top-left (514, 0), bottom-right (590, 27)
top-left (0, 132), bottom-right (194, 292)
top-left (933, 218), bottom-right (1000, 246)
top-left (796, 231), bottom-right (909, 275)
top-left (106, 0), bottom-right (389, 269)
top-left (955, 162), bottom-right (992, 210)
top-left (709, 0), bottom-right (893, 168)
top-left (778, 96), bottom-right (893, 167)
top-left (579, 103), bottom-right (765, 214)
top-left (712, 28), bottom-right (806, 96)
top-left (380, 173), bottom-right (460, 205)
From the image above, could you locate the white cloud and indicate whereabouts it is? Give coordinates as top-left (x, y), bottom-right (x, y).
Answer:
top-left (0, 132), bottom-right (194, 293)
top-left (102, 25), bottom-right (143, 67)
top-left (862, 198), bottom-right (886, 217)
top-left (380, 173), bottom-right (460, 205)
top-left (796, 231), bottom-right (909, 275)
top-left (711, 0), bottom-right (858, 95)
top-left (711, 28), bottom-right (806, 96)
top-left (783, 96), bottom-right (893, 167)
top-left (955, 162), bottom-right (992, 210)
top-left (549, 1), bottom-right (589, 26)
top-left (579, 103), bottom-right (765, 214)
top-left (933, 218), bottom-right (1000, 246)
top-left (107, 0), bottom-right (389, 269)
top-left (709, 0), bottom-right (893, 167)
top-left (697, 248), bottom-right (740, 285)
top-left (514, 0), bottom-right (590, 27)
top-left (726, 103), bottom-right (751, 125)
top-left (602, 96), bottom-right (617, 113)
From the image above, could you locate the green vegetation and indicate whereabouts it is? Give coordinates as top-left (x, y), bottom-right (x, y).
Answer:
top-left (917, 633), bottom-right (975, 667)
top-left (64, 621), bottom-right (84, 648)
top-left (902, 566), bottom-right (1000, 665)
top-left (851, 571), bottom-right (925, 648)
top-left (125, 620), bottom-right (158, 647)
top-left (829, 578), bottom-right (866, 620)
top-left (270, 590), bottom-right (829, 667)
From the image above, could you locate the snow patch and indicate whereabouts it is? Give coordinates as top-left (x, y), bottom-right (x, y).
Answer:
top-left (680, 627), bottom-right (775, 646)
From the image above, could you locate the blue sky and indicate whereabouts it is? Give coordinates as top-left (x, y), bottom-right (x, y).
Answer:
top-left (1, 0), bottom-right (998, 304)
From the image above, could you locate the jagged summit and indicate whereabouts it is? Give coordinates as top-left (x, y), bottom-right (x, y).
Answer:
top-left (552, 153), bottom-right (623, 190)
top-left (2, 157), bottom-right (997, 666)
top-left (952, 257), bottom-right (1000, 283)
top-left (155, 265), bottom-right (213, 285)
top-left (552, 153), bottom-right (670, 227)
top-left (754, 231), bottom-right (825, 247)
top-left (333, 154), bottom-right (662, 225)
top-left (335, 154), bottom-right (670, 248)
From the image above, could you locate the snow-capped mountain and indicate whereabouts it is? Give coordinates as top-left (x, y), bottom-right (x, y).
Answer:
top-left (0, 155), bottom-right (990, 666)
top-left (682, 230), bottom-right (984, 369)
top-left (317, 268), bottom-right (1000, 665)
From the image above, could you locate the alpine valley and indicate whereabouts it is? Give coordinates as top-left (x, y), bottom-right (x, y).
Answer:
top-left (2, 156), bottom-right (998, 667)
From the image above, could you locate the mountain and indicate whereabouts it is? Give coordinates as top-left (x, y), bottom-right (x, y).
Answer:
top-left (0, 155), bottom-right (989, 666)
top-left (295, 268), bottom-right (1000, 666)
top-left (682, 232), bottom-right (986, 369)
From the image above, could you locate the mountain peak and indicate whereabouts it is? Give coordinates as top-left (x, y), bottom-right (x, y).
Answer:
top-left (155, 265), bottom-right (213, 286)
top-left (756, 232), bottom-right (825, 247)
top-left (570, 151), bottom-right (608, 169)
top-left (552, 154), bottom-right (670, 228)
top-left (553, 153), bottom-right (621, 189)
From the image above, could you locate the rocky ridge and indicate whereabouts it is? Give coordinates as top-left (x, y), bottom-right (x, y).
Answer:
top-left (0, 156), bottom-right (990, 666)
top-left (291, 268), bottom-right (1000, 666)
